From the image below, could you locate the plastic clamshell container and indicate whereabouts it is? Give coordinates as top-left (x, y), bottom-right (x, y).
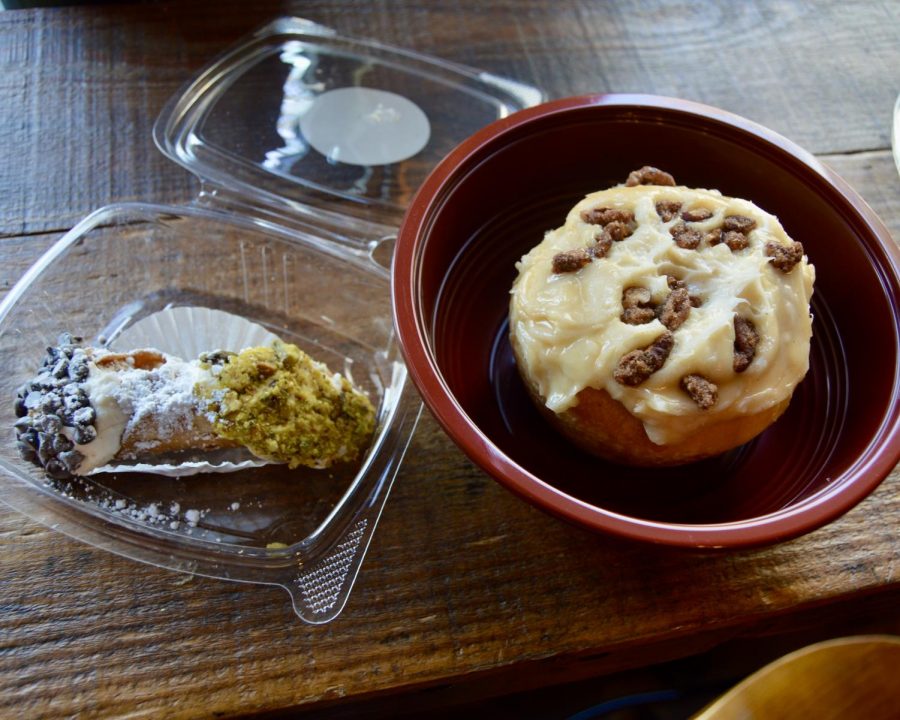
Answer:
top-left (0, 17), bottom-right (543, 623)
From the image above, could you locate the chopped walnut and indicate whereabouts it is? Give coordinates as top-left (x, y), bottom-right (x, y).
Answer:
top-left (724, 230), bottom-right (749, 251)
top-left (621, 286), bottom-right (655, 325)
top-left (658, 287), bottom-right (691, 331)
top-left (723, 215), bottom-right (757, 234)
top-left (680, 374), bottom-right (718, 409)
top-left (625, 166), bottom-right (676, 187)
top-left (670, 223), bottom-right (702, 249)
top-left (581, 207), bottom-right (634, 226)
top-left (733, 316), bottom-right (759, 372)
top-left (656, 201), bottom-right (682, 222)
top-left (765, 241), bottom-right (804, 272)
top-left (681, 207), bottom-right (713, 222)
top-left (552, 248), bottom-right (592, 273)
top-left (613, 332), bottom-right (674, 386)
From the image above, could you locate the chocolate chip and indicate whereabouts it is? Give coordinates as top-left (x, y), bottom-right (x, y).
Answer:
top-left (19, 428), bottom-right (38, 448)
top-left (51, 358), bottom-right (70, 379)
top-left (625, 166), bottom-right (676, 187)
top-left (37, 436), bottom-right (54, 464)
top-left (52, 434), bottom-right (74, 454)
top-left (72, 406), bottom-right (96, 426)
top-left (73, 424), bottom-right (97, 445)
top-left (68, 360), bottom-right (88, 382)
top-left (63, 394), bottom-right (86, 415)
top-left (37, 414), bottom-right (63, 434)
top-left (44, 459), bottom-right (70, 479)
top-left (34, 373), bottom-right (56, 391)
top-left (58, 450), bottom-right (84, 472)
top-left (14, 396), bottom-right (27, 418)
top-left (16, 441), bottom-right (37, 462)
top-left (39, 392), bottom-right (63, 415)
top-left (24, 390), bottom-right (42, 410)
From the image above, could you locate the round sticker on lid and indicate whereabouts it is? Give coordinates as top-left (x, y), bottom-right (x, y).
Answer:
top-left (300, 87), bottom-right (431, 166)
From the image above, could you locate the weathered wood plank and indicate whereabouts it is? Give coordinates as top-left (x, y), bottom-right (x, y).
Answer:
top-left (1, 1), bottom-right (898, 237)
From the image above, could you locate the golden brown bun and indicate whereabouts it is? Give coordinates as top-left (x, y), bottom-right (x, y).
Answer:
top-left (512, 340), bottom-right (790, 467)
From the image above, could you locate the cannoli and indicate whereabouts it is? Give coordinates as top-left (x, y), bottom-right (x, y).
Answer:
top-left (14, 333), bottom-right (376, 478)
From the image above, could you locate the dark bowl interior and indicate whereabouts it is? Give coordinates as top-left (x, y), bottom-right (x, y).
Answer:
top-left (395, 95), bottom-right (900, 547)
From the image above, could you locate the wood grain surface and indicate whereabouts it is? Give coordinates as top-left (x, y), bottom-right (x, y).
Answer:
top-left (1, 1), bottom-right (899, 718)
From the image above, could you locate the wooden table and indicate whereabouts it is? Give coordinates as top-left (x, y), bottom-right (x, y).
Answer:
top-left (1, 2), bottom-right (898, 717)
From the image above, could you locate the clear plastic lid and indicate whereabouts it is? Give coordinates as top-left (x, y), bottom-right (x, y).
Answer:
top-left (154, 16), bottom-right (544, 234)
top-left (0, 17), bottom-right (542, 624)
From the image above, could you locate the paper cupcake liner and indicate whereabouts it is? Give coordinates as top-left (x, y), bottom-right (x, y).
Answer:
top-left (93, 306), bottom-right (281, 477)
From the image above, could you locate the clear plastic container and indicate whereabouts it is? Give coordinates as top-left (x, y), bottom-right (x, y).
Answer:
top-left (0, 17), bottom-right (542, 623)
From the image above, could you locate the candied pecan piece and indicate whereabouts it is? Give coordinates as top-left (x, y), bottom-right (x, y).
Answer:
top-left (680, 374), bottom-right (718, 409)
top-left (602, 220), bottom-right (633, 242)
top-left (667, 276), bottom-right (702, 307)
top-left (614, 332), bottom-right (674, 386)
top-left (765, 240), bottom-right (804, 272)
top-left (621, 286), bottom-right (655, 325)
top-left (681, 207), bottom-right (713, 222)
top-left (724, 230), bottom-right (749, 251)
top-left (723, 215), bottom-right (757, 234)
top-left (625, 166), bottom-right (676, 187)
top-left (658, 287), bottom-right (691, 331)
top-left (705, 228), bottom-right (723, 246)
top-left (733, 315), bottom-right (759, 373)
top-left (552, 248), bottom-right (592, 273)
top-left (581, 207), bottom-right (634, 226)
top-left (593, 233), bottom-right (613, 259)
top-left (670, 222), bottom-right (701, 249)
top-left (656, 201), bottom-right (682, 222)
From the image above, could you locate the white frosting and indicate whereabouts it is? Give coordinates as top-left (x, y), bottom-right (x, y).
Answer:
top-left (509, 185), bottom-right (815, 445)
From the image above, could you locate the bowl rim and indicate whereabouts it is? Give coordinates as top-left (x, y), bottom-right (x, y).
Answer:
top-left (392, 93), bottom-right (900, 548)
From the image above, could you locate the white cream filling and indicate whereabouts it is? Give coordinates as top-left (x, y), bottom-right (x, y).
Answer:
top-left (69, 350), bottom-right (215, 473)
top-left (509, 185), bottom-right (815, 445)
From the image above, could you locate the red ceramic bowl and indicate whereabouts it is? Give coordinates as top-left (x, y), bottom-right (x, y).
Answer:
top-left (393, 94), bottom-right (900, 548)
